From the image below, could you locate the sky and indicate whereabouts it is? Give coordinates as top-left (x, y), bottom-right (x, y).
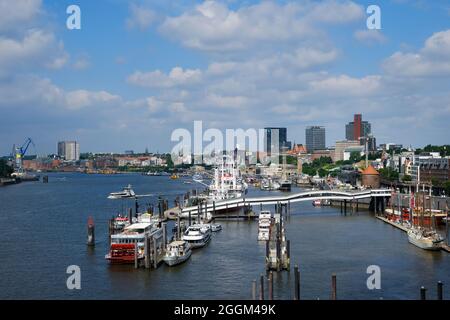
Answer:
top-left (0, 0), bottom-right (450, 156)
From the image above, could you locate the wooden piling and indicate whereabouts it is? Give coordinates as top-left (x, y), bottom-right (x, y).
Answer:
top-left (293, 265), bottom-right (300, 300)
top-left (252, 280), bottom-right (257, 300)
top-left (437, 281), bottom-right (443, 300)
top-left (420, 286), bottom-right (427, 300)
top-left (162, 222), bottom-right (167, 248)
top-left (153, 236), bottom-right (158, 269)
top-left (128, 208), bottom-right (133, 224)
top-left (265, 240), bottom-right (269, 270)
top-left (134, 243), bottom-right (138, 269)
top-left (259, 274), bottom-right (264, 300)
top-left (177, 216), bottom-right (181, 240)
top-left (268, 272), bottom-right (273, 300)
top-left (144, 235), bottom-right (150, 269)
top-left (331, 274), bottom-right (337, 300)
top-left (286, 240), bottom-right (290, 269)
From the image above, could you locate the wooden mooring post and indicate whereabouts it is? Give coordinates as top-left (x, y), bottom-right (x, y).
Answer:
top-left (268, 272), bottom-right (273, 300)
top-left (294, 265), bottom-right (300, 300)
top-left (331, 274), bottom-right (337, 300)
top-left (259, 274), bottom-right (264, 300)
top-left (420, 286), bottom-right (427, 300)
top-left (252, 280), bottom-right (257, 300)
top-left (134, 243), bottom-right (138, 269)
top-left (437, 281), bottom-right (443, 300)
top-left (144, 235), bottom-right (150, 269)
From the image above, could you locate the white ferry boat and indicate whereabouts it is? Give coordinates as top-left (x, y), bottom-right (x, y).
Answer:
top-left (105, 221), bottom-right (163, 264)
top-left (182, 224), bottom-right (212, 248)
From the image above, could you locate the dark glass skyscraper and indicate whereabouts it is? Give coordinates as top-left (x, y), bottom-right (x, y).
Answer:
top-left (264, 127), bottom-right (290, 154)
top-left (305, 126), bottom-right (325, 152)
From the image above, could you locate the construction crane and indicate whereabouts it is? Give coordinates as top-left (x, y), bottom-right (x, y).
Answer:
top-left (11, 138), bottom-right (35, 173)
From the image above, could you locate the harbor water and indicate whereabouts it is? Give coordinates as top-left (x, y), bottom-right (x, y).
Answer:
top-left (0, 172), bottom-right (449, 299)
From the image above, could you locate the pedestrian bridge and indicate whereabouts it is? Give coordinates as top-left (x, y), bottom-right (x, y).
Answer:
top-left (180, 189), bottom-right (391, 216)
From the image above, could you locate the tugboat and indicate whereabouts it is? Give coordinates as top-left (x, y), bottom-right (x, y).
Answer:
top-left (163, 240), bottom-right (192, 266)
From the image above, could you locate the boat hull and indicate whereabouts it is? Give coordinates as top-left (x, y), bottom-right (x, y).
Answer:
top-left (407, 233), bottom-right (443, 250)
top-left (184, 233), bottom-right (211, 249)
top-left (163, 250), bottom-right (192, 266)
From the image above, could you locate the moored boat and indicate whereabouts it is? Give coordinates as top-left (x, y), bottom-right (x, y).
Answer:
top-left (258, 210), bottom-right (272, 241)
top-left (407, 227), bottom-right (444, 250)
top-left (211, 223), bottom-right (222, 232)
top-left (182, 224), bottom-right (212, 248)
top-left (105, 221), bottom-right (163, 264)
top-left (163, 240), bottom-right (192, 266)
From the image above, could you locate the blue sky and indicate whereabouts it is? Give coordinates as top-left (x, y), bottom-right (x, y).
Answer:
top-left (1, 0), bottom-right (450, 155)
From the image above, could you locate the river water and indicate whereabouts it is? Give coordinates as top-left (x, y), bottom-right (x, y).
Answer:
top-left (0, 173), bottom-right (448, 299)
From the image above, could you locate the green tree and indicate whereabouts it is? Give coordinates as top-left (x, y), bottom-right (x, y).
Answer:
top-left (318, 168), bottom-right (328, 178)
top-left (379, 168), bottom-right (399, 181)
top-left (402, 175), bottom-right (412, 182)
top-left (444, 181), bottom-right (450, 196)
top-left (349, 151), bottom-right (362, 163)
top-left (0, 159), bottom-right (14, 178)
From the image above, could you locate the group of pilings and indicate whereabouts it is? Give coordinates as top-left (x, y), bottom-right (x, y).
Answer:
top-left (369, 197), bottom-right (387, 214)
top-left (134, 222), bottom-right (167, 270)
top-left (265, 202), bottom-right (290, 271)
top-left (252, 268), bottom-right (446, 300)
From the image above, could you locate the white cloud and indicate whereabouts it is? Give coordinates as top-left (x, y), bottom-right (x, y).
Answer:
top-left (309, 75), bottom-right (382, 96)
top-left (0, 29), bottom-right (67, 72)
top-left (65, 90), bottom-right (121, 110)
top-left (159, 0), bottom-right (363, 52)
top-left (127, 66), bottom-right (202, 88)
top-left (0, 0), bottom-right (42, 32)
top-left (354, 29), bottom-right (387, 44)
top-left (126, 3), bottom-right (157, 30)
top-left (383, 29), bottom-right (450, 77)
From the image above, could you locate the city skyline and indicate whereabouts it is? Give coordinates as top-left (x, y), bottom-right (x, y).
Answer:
top-left (1, 0), bottom-right (450, 156)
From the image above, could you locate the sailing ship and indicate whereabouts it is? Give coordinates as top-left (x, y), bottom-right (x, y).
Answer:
top-left (207, 154), bottom-right (248, 201)
top-left (407, 192), bottom-right (444, 250)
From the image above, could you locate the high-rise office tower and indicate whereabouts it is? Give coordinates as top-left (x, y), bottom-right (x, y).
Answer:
top-left (305, 126), bottom-right (325, 152)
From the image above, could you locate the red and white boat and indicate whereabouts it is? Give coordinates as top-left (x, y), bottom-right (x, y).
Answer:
top-left (105, 221), bottom-right (163, 264)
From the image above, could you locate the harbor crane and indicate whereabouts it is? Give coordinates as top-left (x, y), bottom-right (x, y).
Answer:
top-left (11, 138), bottom-right (35, 172)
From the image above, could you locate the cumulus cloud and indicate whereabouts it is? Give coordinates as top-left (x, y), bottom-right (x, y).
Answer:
top-left (0, 0), bottom-right (42, 32)
top-left (0, 29), bottom-right (68, 73)
top-left (126, 3), bottom-right (157, 30)
top-left (127, 66), bottom-right (202, 88)
top-left (383, 29), bottom-right (450, 77)
top-left (159, 0), bottom-right (364, 52)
